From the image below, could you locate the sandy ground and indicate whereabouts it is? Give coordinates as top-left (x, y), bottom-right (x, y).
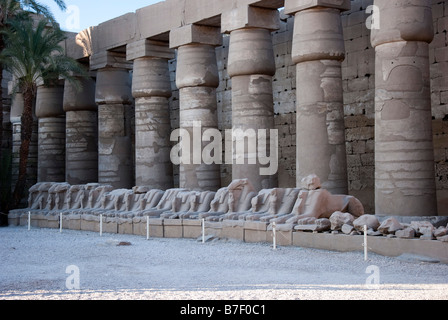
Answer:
top-left (1, 226), bottom-right (448, 301)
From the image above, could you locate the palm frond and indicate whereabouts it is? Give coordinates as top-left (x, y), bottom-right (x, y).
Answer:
top-left (1, 16), bottom-right (86, 94)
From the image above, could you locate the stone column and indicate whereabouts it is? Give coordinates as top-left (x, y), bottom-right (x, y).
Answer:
top-left (371, 0), bottom-right (437, 216)
top-left (127, 39), bottom-right (175, 189)
top-left (63, 75), bottom-right (98, 185)
top-left (222, 6), bottom-right (279, 191)
top-left (170, 24), bottom-right (222, 191)
top-left (91, 51), bottom-right (134, 189)
top-left (35, 84), bottom-right (66, 182)
top-left (285, 0), bottom-right (350, 195)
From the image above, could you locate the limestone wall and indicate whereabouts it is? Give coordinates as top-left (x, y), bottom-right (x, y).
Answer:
top-left (431, 0), bottom-right (448, 215)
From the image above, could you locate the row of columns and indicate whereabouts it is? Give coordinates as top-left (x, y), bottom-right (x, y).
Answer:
top-left (24, 0), bottom-right (437, 216)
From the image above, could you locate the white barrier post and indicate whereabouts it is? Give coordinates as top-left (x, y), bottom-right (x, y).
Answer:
top-left (272, 222), bottom-right (277, 250)
top-left (59, 212), bottom-right (63, 233)
top-left (28, 212), bottom-right (31, 231)
top-left (202, 218), bottom-right (205, 244)
top-left (100, 214), bottom-right (103, 237)
top-left (364, 225), bottom-right (368, 261)
top-left (146, 216), bottom-right (150, 240)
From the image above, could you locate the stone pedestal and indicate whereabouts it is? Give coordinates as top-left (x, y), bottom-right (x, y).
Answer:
top-left (35, 85), bottom-right (66, 183)
top-left (127, 40), bottom-right (175, 189)
top-left (183, 219), bottom-right (202, 239)
top-left (91, 52), bottom-right (134, 189)
top-left (222, 6), bottom-right (279, 191)
top-left (371, 0), bottom-right (437, 216)
top-left (170, 24), bottom-right (222, 191)
top-left (63, 76), bottom-right (98, 185)
top-left (285, 0), bottom-right (350, 194)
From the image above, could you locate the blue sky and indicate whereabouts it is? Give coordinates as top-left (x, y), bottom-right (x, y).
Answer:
top-left (42, 0), bottom-right (162, 32)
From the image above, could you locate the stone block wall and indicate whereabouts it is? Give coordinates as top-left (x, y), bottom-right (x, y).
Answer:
top-left (341, 0), bottom-right (376, 214)
top-left (430, 0), bottom-right (448, 215)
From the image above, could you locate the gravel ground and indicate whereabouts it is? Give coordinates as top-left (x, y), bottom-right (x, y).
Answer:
top-left (1, 226), bottom-right (448, 300)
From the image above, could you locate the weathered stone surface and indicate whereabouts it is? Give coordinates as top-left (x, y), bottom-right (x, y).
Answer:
top-left (173, 27), bottom-right (222, 192)
top-left (378, 217), bottom-right (404, 235)
top-left (341, 223), bottom-right (354, 235)
top-left (289, 2), bottom-right (348, 195)
top-left (410, 221), bottom-right (435, 236)
top-left (434, 226), bottom-right (448, 238)
top-left (132, 54), bottom-right (174, 190)
top-left (395, 227), bottom-right (416, 239)
top-left (301, 174), bottom-right (321, 190)
top-left (372, 0), bottom-right (437, 217)
top-left (367, 230), bottom-right (383, 236)
top-left (221, 6), bottom-right (279, 34)
top-left (296, 217), bottom-right (316, 225)
top-left (315, 218), bottom-right (331, 232)
top-left (95, 67), bottom-right (133, 189)
top-left (229, 27), bottom-right (278, 191)
top-left (35, 85), bottom-right (66, 183)
top-left (329, 211), bottom-right (355, 231)
top-left (294, 217), bottom-right (330, 232)
top-left (284, 0), bottom-right (351, 14)
top-left (64, 78), bottom-right (98, 186)
top-left (353, 214), bottom-right (380, 231)
top-left (418, 226), bottom-right (435, 240)
top-left (269, 175), bottom-right (364, 227)
top-left (170, 24), bottom-right (222, 49)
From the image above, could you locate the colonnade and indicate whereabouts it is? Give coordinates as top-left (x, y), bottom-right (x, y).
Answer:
top-left (10, 0), bottom-right (438, 216)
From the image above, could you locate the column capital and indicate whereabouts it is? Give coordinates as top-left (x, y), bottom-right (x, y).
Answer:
top-left (63, 77), bottom-right (97, 112)
top-left (370, 0), bottom-right (434, 48)
top-left (221, 5), bottom-right (280, 34)
top-left (284, 0), bottom-right (351, 15)
top-left (169, 24), bottom-right (222, 49)
top-left (126, 39), bottom-right (175, 61)
top-left (35, 85), bottom-right (65, 119)
top-left (90, 51), bottom-right (133, 71)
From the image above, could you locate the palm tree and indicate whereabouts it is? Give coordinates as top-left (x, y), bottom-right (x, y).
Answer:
top-left (0, 0), bottom-right (66, 159)
top-left (0, 0), bottom-right (66, 224)
top-left (2, 17), bottom-right (86, 211)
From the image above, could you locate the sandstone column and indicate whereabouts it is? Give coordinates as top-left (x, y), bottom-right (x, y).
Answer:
top-left (170, 24), bottom-right (222, 191)
top-left (63, 75), bottom-right (98, 185)
top-left (35, 84), bottom-right (66, 182)
top-left (91, 51), bottom-right (134, 189)
top-left (127, 39), bottom-right (175, 189)
top-left (371, 0), bottom-right (437, 216)
top-left (222, 6), bottom-right (279, 191)
top-left (285, 0), bottom-right (350, 195)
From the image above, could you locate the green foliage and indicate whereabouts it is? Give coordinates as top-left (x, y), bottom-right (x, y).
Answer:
top-left (0, 0), bottom-right (66, 27)
top-left (0, 0), bottom-right (74, 211)
top-left (0, 4), bottom-right (87, 209)
top-left (1, 17), bottom-right (86, 95)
